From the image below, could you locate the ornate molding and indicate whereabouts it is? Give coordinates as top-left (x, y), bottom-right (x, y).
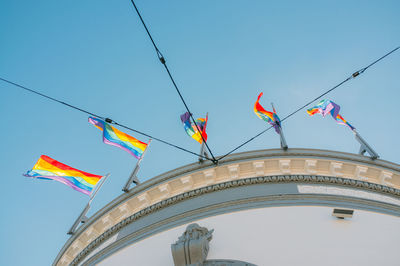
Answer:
top-left (70, 175), bottom-right (400, 265)
top-left (55, 149), bottom-right (400, 265)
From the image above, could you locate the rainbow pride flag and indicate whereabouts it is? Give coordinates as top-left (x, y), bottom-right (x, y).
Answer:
top-left (89, 117), bottom-right (148, 159)
top-left (24, 155), bottom-right (102, 195)
top-left (307, 99), bottom-right (355, 130)
top-left (180, 112), bottom-right (208, 144)
top-left (254, 92), bottom-right (281, 133)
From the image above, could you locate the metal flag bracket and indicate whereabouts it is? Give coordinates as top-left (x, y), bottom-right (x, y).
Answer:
top-left (198, 141), bottom-right (210, 162)
top-left (122, 139), bottom-right (152, 192)
top-left (67, 173), bottom-right (110, 235)
top-left (271, 103), bottom-right (288, 151)
top-left (122, 163), bottom-right (141, 192)
top-left (67, 203), bottom-right (90, 235)
top-left (353, 130), bottom-right (379, 160)
top-left (277, 124), bottom-right (288, 150)
top-left (198, 112), bottom-right (210, 163)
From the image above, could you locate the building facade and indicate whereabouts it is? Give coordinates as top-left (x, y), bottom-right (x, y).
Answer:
top-left (54, 148), bottom-right (400, 266)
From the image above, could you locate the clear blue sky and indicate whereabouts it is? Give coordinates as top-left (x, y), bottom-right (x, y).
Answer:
top-left (1, 1), bottom-right (399, 265)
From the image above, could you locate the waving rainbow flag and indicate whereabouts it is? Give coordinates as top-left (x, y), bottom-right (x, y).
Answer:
top-left (180, 112), bottom-right (208, 144)
top-left (254, 92), bottom-right (281, 133)
top-left (89, 117), bottom-right (148, 159)
top-left (24, 155), bottom-right (102, 195)
top-left (307, 99), bottom-right (355, 130)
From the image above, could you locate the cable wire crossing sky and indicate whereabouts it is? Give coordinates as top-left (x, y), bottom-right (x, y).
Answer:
top-left (0, 1), bottom-right (399, 265)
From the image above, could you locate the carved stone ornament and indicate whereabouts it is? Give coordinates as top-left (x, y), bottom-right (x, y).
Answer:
top-left (204, 260), bottom-right (257, 266)
top-left (171, 223), bottom-right (214, 266)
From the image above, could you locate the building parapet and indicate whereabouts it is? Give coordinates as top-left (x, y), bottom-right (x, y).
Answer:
top-left (54, 148), bottom-right (400, 266)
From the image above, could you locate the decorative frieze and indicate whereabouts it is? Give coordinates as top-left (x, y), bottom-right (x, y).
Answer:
top-left (116, 203), bottom-right (131, 221)
top-left (330, 162), bottom-right (343, 177)
top-left (59, 253), bottom-right (73, 266)
top-left (56, 150), bottom-right (400, 266)
top-left (137, 192), bottom-right (151, 208)
top-left (69, 239), bottom-right (85, 257)
top-left (204, 169), bottom-right (216, 185)
top-left (252, 161), bottom-right (265, 176)
top-left (70, 174), bottom-right (400, 266)
top-left (227, 164), bottom-right (240, 180)
top-left (354, 165), bottom-right (368, 181)
top-left (84, 226), bottom-right (100, 243)
top-left (158, 183), bottom-right (172, 200)
top-left (380, 171), bottom-right (393, 186)
top-left (279, 159), bottom-right (291, 174)
top-left (304, 159), bottom-right (317, 174)
top-left (180, 175), bottom-right (194, 191)
top-left (97, 216), bottom-right (115, 232)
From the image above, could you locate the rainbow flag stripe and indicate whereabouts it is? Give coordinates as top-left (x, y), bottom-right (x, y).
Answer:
top-left (24, 155), bottom-right (102, 195)
top-left (89, 117), bottom-right (148, 159)
top-left (254, 92), bottom-right (281, 133)
top-left (336, 114), bottom-right (355, 130)
top-left (180, 112), bottom-right (208, 144)
top-left (307, 99), bottom-right (355, 130)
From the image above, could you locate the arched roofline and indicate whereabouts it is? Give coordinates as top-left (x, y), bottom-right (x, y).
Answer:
top-left (54, 148), bottom-right (400, 265)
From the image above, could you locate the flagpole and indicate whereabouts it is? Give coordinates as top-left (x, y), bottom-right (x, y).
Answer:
top-left (67, 173), bottom-right (110, 235)
top-left (89, 173), bottom-right (110, 204)
top-left (277, 125), bottom-right (288, 150)
top-left (199, 113), bottom-right (209, 162)
top-left (122, 139), bottom-right (152, 192)
top-left (271, 103), bottom-right (288, 150)
top-left (67, 203), bottom-right (90, 235)
top-left (199, 141), bottom-right (209, 162)
top-left (353, 129), bottom-right (379, 159)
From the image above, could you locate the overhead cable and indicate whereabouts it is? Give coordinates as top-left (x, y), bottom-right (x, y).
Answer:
top-left (0, 77), bottom-right (104, 120)
top-left (0, 77), bottom-right (209, 160)
top-left (218, 46), bottom-right (400, 161)
top-left (129, 0), bottom-right (217, 163)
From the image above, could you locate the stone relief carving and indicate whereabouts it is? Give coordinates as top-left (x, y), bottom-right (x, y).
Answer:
top-left (171, 223), bottom-right (214, 266)
top-left (171, 224), bottom-right (256, 266)
top-left (204, 260), bottom-right (257, 266)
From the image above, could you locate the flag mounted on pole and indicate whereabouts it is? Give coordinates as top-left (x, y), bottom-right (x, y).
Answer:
top-left (24, 155), bottom-right (103, 196)
top-left (180, 112), bottom-right (209, 161)
top-left (307, 99), bottom-right (355, 130)
top-left (67, 173), bottom-right (109, 235)
top-left (307, 99), bottom-right (378, 159)
top-left (254, 92), bottom-right (288, 149)
top-left (88, 116), bottom-right (150, 191)
top-left (180, 112), bottom-right (208, 144)
top-left (88, 116), bottom-right (148, 159)
top-left (122, 138), bottom-right (152, 192)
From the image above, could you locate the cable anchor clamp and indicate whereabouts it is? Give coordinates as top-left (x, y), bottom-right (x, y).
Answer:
top-left (159, 56), bottom-right (166, 64)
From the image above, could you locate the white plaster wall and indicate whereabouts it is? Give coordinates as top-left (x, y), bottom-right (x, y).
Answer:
top-left (98, 206), bottom-right (400, 266)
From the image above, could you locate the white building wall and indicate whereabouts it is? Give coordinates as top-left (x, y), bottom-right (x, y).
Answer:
top-left (98, 206), bottom-right (400, 266)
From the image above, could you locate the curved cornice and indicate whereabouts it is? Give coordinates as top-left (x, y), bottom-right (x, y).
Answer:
top-left (74, 175), bottom-right (400, 265)
top-left (54, 148), bottom-right (400, 266)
